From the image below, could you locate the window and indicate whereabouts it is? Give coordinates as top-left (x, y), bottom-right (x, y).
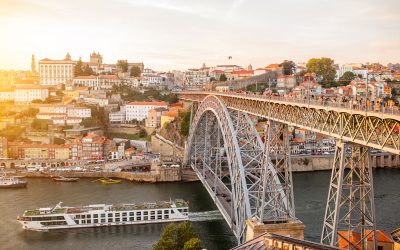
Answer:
top-left (101, 219), bottom-right (105, 223)
top-left (157, 215), bottom-right (162, 219)
top-left (93, 219), bottom-right (98, 223)
top-left (115, 218), bottom-right (120, 222)
top-left (93, 214), bottom-right (98, 218)
top-left (144, 216), bottom-right (148, 220)
top-left (108, 218), bottom-right (113, 223)
top-left (122, 217), bottom-right (127, 222)
top-left (143, 211), bottom-right (148, 215)
top-left (115, 213), bottom-right (120, 217)
top-left (122, 212), bottom-right (127, 216)
top-left (129, 212), bottom-right (134, 216)
top-left (101, 214), bottom-right (105, 218)
top-left (87, 220), bottom-right (91, 223)
top-left (164, 210), bottom-right (169, 214)
top-left (150, 216), bottom-right (155, 220)
top-left (129, 217), bottom-right (134, 221)
top-left (150, 211), bottom-right (155, 215)
top-left (165, 215), bottom-right (169, 219)
top-left (157, 210), bottom-right (162, 215)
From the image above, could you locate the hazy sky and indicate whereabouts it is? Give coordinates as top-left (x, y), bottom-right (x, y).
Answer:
top-left (0, 0), bottom-right (399, 71)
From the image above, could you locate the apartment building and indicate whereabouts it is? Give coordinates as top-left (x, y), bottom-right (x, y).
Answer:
top-left (125, 102), bottom-right (168, 121)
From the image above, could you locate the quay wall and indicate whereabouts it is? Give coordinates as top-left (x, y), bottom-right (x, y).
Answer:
top-left (292, 154), bottom-right (400, 172)
top-left (23, 167), bottom-right (182, 183)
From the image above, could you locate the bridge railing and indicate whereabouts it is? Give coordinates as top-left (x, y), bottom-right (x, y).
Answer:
top-left (182, 91), bottom-right (400, 117)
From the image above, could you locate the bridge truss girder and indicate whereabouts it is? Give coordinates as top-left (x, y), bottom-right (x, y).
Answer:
top-left (185, 95), bottom-right (293, 243)
top-left (321, 141), bottom-right (376, 249)
top-left (180, 93), bottom-right (400, 154)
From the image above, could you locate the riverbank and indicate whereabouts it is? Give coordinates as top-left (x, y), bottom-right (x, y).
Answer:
top-left (292, 154), bottom-right (400, 172)
top-left (19, 167), bottom-right (200, 183)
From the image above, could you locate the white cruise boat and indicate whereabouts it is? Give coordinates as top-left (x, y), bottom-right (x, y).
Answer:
top-left (0, 175), bottom-right (27, 188)
top-left (17, 199), bottom-right (189, 231)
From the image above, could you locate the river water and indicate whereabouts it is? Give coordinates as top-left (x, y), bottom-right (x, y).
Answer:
top-left (0, 169), bottom-right (399, 250)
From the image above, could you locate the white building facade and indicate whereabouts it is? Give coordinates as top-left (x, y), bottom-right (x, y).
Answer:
top-left (15, 85), bottom-right (49, 102)
top-left (125, 102), bottom-right (168, 121)
top-left (39, 53), bottom-right (75, 86)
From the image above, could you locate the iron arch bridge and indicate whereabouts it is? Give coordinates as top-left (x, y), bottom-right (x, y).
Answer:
top-left (181, 91), bottom-right (400, 248)
top-left (185, 95), bottom-right (295, 242)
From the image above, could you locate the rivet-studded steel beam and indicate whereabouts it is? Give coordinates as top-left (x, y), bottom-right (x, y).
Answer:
top-left (185, 95), bottom-right (293, 243)
top-left (179, 92), bottom-right (400, 154)
top-left (321, 142), bottom-right (376, 249)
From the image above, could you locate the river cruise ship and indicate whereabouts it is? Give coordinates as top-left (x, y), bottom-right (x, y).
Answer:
top-left (17, 199), bottom-right (189, 231)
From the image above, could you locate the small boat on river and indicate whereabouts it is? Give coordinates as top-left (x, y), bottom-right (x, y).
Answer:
top-left (99, 178), bottom-right (122, 184)
top-left (0, 175), bottom-right (27, 188)
top-left (53, 176), bottom-right (79, 182)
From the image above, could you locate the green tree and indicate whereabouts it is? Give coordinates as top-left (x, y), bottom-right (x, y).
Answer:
top-left (31, 119), bottom-right (50, 131)
top-left (117, 60), bottom-right (128, 72)
top-left (0, 125), bottom-right (25, 141)
top-left (183, 238), bottom-right (202, 250)
top-left (219, 73), bottom-right (227, 82)
top-left (130, 66), bottom-right (142, 77)
top-left (339, 71), bottom-right (356, 85)
top-left (179, 111), bottom-right (191, 137)
top-left (280, 60), bottom-right (296, 75)
top-left (153, 222), bottom-right (201, 250)
top-left (138, 128), bottom-right (147, 138)
top-left (83, 65), bottom-right (94, 76)
top-left (74, 57), bottom-right (84, 76)
top-left (306, 57), bottom-right (337, 85)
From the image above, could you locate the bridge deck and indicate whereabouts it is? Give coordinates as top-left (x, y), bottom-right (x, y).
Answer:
top-left (179, 91), bottom-right (400, 154)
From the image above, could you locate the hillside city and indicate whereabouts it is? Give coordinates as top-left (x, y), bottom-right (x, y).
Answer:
top-left (0, 52), bottom-right (399, 167)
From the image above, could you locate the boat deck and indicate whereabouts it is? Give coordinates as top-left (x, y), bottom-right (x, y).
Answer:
top-left (23, 199), bottom-right (188, 216)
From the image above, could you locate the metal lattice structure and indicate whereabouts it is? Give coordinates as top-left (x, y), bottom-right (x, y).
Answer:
top-left (185, 95), bottom-right (293, 243)
top-left (256, 122), bottom-right (295, 223)
top-left (321, 142), bottom-right (376, 249)
top-left (180, 92), bottom-right (388, 248)
top-left (180, 92), bottom-right (400, 154)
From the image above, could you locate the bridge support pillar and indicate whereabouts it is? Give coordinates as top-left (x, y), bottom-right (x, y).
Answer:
top-left (321, 141), bottom-right (376, 249)
top-left (245, 218), bottom-right (305, 242)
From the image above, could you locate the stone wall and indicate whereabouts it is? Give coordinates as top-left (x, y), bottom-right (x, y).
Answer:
top-left (291, 154), bottom-right (400, 172)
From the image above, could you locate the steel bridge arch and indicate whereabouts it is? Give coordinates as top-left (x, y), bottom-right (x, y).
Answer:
top-left (185, 95), bottom-right (290, 242)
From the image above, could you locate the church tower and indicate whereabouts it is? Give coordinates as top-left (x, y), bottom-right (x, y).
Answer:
top-left (31, 54), bottom-right (36, 73)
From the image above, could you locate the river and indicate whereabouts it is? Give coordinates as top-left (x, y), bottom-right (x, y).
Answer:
top-left (0, 168), bottom-right (399, 250)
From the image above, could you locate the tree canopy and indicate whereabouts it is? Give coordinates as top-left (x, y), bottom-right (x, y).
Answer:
top-left (219, 73), bottom-right (227, 82)
top-left (117, 60), bottom-right (128, 73)
top-left (280, 60), bottom-right (296, 75)
top-left (339, 71), bottom-right (356, 85)
top-left (306, 57), bottom-right (337, 84)
top-left (74, 57), bottom-right (94, 76)
top-left (130, 66), bottom-right (142, 77)
top-left (153, 222), bottom-right (202, 250)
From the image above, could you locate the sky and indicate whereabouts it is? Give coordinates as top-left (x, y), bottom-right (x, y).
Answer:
top-left (0, 0), bottom-right (399, 71)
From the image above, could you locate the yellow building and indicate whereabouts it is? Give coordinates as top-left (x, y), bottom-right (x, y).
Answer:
top-left (161, 111), bottom-right (178, 128)
top-left (24, 146), bottom-right (49, 160)
top-left (7, 143), bottom-right (71, 160)
top-left (54, 146), bottom-right (71, 160)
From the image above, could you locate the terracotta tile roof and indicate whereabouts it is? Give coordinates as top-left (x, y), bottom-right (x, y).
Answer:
top-left (127, 101), bottom-right (168, 106)
top-left (74, 76), bottom-right (97, 79)
top-left (15, 84), bottom-right (48, 90)
top-left (231, 70), bottom-right (254, 75)
top-left (265, 64), bottom-right (280, 69)
top-left (99, 75), bottom-right (119, 80)
top-left (162, 111), bottom-right (178, 118)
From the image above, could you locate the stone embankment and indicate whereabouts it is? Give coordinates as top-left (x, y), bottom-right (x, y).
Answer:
top-left (23, 166), bottom-right (183, 183)
top-left (292, 154), bottom-right (400, 172)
